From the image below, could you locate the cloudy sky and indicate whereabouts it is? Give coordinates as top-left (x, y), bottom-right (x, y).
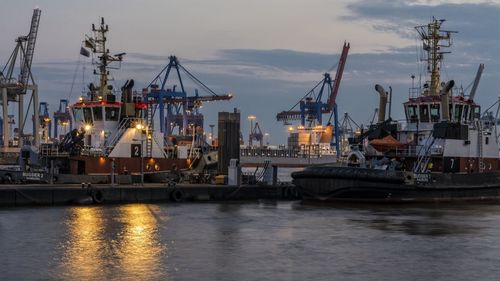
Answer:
top-left (1, 0), bottom-right (500, 144)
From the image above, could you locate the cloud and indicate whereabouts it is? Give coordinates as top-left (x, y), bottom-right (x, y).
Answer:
top-left (23, 0), bottom-right (500, 144)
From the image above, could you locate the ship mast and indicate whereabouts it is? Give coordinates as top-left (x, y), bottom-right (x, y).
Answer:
top-left (415, 18), bottom-right (456, 96)
top-left (86, 17), bottom-right (124, 100)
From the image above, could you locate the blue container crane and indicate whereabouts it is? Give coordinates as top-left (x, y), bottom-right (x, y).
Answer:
top-left (276, 42), bottom-right (349, 156)
top-left (144, 56), bottom-right (232, 139)
top-left (53, 99), bottom-right (72, 139)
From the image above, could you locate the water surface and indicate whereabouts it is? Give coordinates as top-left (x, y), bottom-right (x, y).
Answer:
top-left (1, 202), bottom-right (500, 280)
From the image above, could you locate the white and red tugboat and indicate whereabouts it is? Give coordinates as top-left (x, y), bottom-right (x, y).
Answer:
top-left (43, 18), bottom-right (194, 183)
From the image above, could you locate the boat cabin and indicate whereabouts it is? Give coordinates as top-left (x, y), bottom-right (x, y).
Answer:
top-left (70, 93), bottom-right (147, 149)
top-left (404, 96), bottom-right (480, 124)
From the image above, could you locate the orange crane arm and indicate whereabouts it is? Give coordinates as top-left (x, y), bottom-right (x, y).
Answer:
top-left (326, 42), bottom-right (350, 111)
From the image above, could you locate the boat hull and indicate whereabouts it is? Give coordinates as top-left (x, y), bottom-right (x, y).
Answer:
top-left (292, 166), bottom-right (500, 203)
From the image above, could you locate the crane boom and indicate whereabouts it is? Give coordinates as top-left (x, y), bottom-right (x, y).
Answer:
top-left (326, 42), bottom-right (349, 110)
top-left (275, 42), bottom-right (350, 123)
top-left (19, 8), bottom-right (41, 90)
top-left (469, 63), bottom-right (484, 100)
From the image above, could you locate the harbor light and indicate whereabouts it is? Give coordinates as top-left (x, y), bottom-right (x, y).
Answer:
top-left (136, 123), bottom-right (144, 130)
top-left (98, 156), bottom-right (106, 165)
top-left (84, 124), bottom-right (92, 131)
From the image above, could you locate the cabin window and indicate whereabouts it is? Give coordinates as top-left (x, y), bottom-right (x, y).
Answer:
top-left (72, 108), bottom-right (83, 122)
top-left (473, 106), bottom-right (481, 120)
top-left (463, 105), bottom-right (469, 122)
top-left (105, 107), bottom-right (120, 121)
top-left (83, 107), bottom-right (93, 123)
top-left (419, 104), bottom-right (430, 122)
top-left (455, 105), bottom-right (463, 122)
top-left (407, 105), bottom-right (418, 123)
top-left (93, 106), bottom-right (103, 121)
top-left (430, 104), bottom-right (440, 122)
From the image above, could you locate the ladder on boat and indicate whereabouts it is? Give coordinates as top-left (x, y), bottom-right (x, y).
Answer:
top-left (146, 98), bottom-right (154, 158)
top-left (478, 121), bottom-right (485, 173)
top-left (105, 117), bottom-right (133, 155)
top-left (413, 134), bottom-right (436, 173)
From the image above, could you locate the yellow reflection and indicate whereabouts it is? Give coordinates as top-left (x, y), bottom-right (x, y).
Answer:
top-left (59, 205), bottom-right (168, 280)
top-left (61, 207), bottom-right (105, 280)
top-left (117, 204), bottom-right (167, 280)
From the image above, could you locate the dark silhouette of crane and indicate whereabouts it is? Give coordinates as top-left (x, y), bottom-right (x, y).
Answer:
top-left (0, 8), bottom-right (41, 147)
top-left (53, 99), bottom-right (72, 139)
top-left (249, 122), bottom-right (264, 147)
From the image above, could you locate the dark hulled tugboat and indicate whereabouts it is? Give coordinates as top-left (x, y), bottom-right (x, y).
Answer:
top-left (292, 18), bottom-right (500, 202)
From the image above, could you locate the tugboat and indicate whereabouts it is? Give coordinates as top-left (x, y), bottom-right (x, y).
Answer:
top-left (292, 18), bottom-right (500, 202)
top-left (40, 18), bottom-right (193, 183)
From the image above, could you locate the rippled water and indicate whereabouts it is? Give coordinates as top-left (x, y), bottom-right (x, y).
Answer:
top-left (2, 202), bottom-right (500, 280)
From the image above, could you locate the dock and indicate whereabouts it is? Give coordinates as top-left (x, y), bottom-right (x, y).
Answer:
top-left (0, 183), bottom-right (301, 207)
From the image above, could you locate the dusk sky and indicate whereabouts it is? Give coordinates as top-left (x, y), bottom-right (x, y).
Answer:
top-left (1, 0), bottom-right (500, 144)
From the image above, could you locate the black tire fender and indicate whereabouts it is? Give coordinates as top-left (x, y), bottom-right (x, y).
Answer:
top-left (170, 189), bottom-right (184, 202)
top-left (91, 190), bottom-right (104, 204)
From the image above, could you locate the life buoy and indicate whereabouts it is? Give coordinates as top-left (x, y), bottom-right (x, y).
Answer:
top-left (170, 189), bottom-right (184, 202)
top-left (91, 190), bottom-right (104, 204)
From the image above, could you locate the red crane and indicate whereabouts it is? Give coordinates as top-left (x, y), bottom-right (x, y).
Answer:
top-left (275, 42), bottom-right (349, 156)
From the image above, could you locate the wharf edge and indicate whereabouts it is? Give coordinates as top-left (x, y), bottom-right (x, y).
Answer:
top-left (0, 183), bottom-right (300, 207)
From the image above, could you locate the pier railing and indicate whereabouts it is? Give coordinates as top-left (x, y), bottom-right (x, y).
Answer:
top-left (364, 144), bottom-right (443, 158)
top-left (39, 143), bottom-right (69, 157)
top-left (240, 146), bottom-right (336, 159)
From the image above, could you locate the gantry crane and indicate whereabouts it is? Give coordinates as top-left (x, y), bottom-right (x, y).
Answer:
top-left (144, 55), bottom-right (232, 139)
top-left (249, 122), bottom-right (264, 147)
top-left (276, 42), bottom-right (349, 155)
top-left (0, 8), bottom-right (41, 149)
top-left (53, 99), bottom-right (72, 139)
top-left (36, 102), bottom-right (51, 143)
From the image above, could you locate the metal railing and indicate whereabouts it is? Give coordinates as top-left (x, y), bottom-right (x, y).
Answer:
top-left (240, 147), bottom-right (337, 159)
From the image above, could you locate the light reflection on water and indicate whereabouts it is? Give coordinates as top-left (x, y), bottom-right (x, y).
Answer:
top-left (2, 202), bottom-right (500, 280)
top-left (58, 205), bottom-right (167, 281)
top-left (117, 205), bottom-right (167, 280)
top-left (59, 207), bottom-right (105, 280)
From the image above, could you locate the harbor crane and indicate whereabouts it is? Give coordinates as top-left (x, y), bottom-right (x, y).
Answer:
top-left (35, 102), bottom-right (51, 143)
top-left (144, 55), bottom-right (232, 139)
top-left (53, 99), bottom-right (72, 139)
top-left (468, 63), bottom-right (484, 101)
top-left (0, 8), bottom-right (41, 149)
top-left (276, 42), bottom-right (349, 156)
top-left (248, 120), bottom-right (264, 147)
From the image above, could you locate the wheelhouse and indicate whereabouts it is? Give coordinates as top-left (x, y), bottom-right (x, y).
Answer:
top-left (404, 96), bottom-right (480, 124)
